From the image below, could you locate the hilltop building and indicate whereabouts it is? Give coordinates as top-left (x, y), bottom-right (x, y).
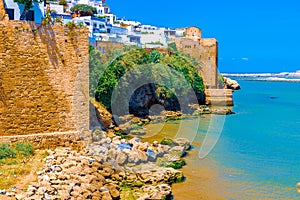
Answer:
top-left (2, 0), bottom-right (230, 104)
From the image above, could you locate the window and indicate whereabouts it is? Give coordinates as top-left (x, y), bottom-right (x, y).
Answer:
top-left (208, 56), bottom-right (211, 60)
top-left (26, 10), bottom-right (34, 21)
top-left (102, 47), bottom-right (105, 54)
top-left (98, 46), bottom-right (101, 51)
top-left (5, 9), bottom-right (14, 20)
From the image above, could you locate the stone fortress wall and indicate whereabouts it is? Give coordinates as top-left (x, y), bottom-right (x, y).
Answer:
top-left (169, 26), bottom-right (218, 89)
top-left (0, 1), bottom-right (89, 136)
top-left (169, 26), bottom-right (233, 105)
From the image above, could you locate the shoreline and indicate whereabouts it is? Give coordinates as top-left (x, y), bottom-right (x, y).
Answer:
top-left (222, 71), bottom-right (300, 82)
top-left (141, 115), bottom-right (227, 199)
top-left (222, 71), bottom-right (300, 77)
top-left (171, 145), bottom-right (226, 200)
top-left (0, 111), bottom-right (232, 199)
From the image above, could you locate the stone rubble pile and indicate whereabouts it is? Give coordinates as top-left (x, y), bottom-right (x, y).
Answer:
top-left (11, 131), bottom-right (190, 200)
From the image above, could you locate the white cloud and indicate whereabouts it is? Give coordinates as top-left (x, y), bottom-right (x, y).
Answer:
top-left (241, 57), bottom-right (249, 61)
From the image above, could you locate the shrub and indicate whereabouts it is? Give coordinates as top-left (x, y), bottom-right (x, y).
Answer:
top-left (160, 137), bottom-right (173, 145)
top-left (94, 49), bottom-right (205, 112)
top-left (70, 4), bottom-right (97, 16)
top-left (15, 142), bottom-right (34, 157)
top-left (66, 21), bottom-right (77, 29)
top-left (166, 159), bottom-right (185, 169)
top-left (0, 143), bottom-right (16, 159)
top-left (59, 0), bottom-right (67, 7)
top-left (77, 22), bottom-right (85, 28)
top-left (218, 73), bottom-right (225, 88)
top-left (55, 17), bottom-right (63, 24)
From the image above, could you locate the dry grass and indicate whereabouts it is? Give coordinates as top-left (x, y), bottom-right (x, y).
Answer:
top-left (0, 150), bottom-right (48, 191)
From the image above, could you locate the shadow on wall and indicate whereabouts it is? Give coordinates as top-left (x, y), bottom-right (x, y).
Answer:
top-left (29, 22), bottom-right (61, 67)
top-left (0, 76), bottom-right (6, 107)
top-left (0, 20), bottom-right (89, 136)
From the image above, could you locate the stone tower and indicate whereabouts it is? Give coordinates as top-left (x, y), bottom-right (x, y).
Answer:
top-left (169, 26), bottom-right (219, 88)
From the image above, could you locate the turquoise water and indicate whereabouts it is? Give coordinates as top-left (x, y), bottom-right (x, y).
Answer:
top-left (213, 80), bottom-right (300, 199)
top-left (143, 80), bottom-right (300, 199)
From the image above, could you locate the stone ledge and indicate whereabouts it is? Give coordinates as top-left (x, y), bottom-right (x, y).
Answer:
top-left (0, 131), bottom-right (84, 150)
top-left (205, 89), bottom-right (233, 106)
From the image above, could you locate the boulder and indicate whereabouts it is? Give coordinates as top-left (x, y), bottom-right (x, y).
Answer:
top-left (128, 151), bottom-right (140, 164)
top-left (224, 77), bottom-right (240, 90)
top-left (116, 151), bottom-right (128, 165)
top-left (169, 146), bottom-right (185, 157)
top-left (146, 149), bottom-right (157, 162)
top-left (101, 191), bottom-right (112, 200)
top-left (172, 138), bottom-right (191, 151)
top-left (101, 167), bottom-right (114, 178)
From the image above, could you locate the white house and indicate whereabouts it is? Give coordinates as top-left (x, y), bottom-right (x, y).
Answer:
top-left (93, 4), bottom-right (116, 24)
top-left (175, 28), bottom-right (186, 37)
top-left (70, 0), bottom-right (102, 8)
top-left (114, 18), bottom-right (141, 27)
top-left (139, 26), bottom-right (168, 48)
top-left (49, 4), bottom-right (64, 14)
top-left (72, 16), bottom-right (107, 37)
top-left (4, 0), bottom-right (45, 23)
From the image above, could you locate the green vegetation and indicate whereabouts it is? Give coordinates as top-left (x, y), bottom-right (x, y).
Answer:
top-left (89, 46), bottom-right (104, 96)
top-left (147, 41), bottom-right (164, 46)
top-left (218, 73), bottom-right (225, 88)
top-left (77, 22), bottom-right (85, 28)
top-left (70, 4), bottom-right (97, 16)
top-left (0, 142), bottom-right (34, 159)
top-left (115, 131), bottom-right (131, 139)
top-left (92, 48), bottom-right (205, 111)
top-left (65, 21), bottom-right (77, 29)
top-left (167, 42), bottom-right (178, 53)
top-left (15, 142), bottom-right (34, 157)
top-left (0, 143), bottom-right (16, 159)
top-left (165, 159), bottom-right (185, 169)
top-left (160, 137), bottom-right (173, 145)
top-left (131, 181), bottom-right (144, 187)
top-left (0, 142), bottom-right (44, 190)
top-left (120, 181), bottom-right (135, 200)
top-left (58, 0), bottom-right (68, 8)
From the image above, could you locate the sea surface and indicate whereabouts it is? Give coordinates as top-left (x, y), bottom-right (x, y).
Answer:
top-left (143, 79), bottom-right (300, 199)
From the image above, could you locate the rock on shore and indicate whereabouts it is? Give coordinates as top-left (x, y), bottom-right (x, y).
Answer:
top-left (224, 77), bottom-right (240, 90)
top-left (11, 132), bottom-right (190, 200)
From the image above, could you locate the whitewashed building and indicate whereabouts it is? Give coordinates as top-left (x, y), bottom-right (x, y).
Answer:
top-left (4, 0), bottom-right (45, 23)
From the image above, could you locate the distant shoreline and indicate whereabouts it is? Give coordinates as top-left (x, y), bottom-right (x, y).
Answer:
top-left (222, 71), bottom-right (300, 82)
top-left (222, 71), bottom-right (300, 77)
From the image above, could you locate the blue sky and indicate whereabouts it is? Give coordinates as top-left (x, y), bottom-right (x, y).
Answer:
top-left (108, 0), bottom-right (300, 73)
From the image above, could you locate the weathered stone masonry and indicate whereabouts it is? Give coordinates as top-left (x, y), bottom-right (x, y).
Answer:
top-left (0, 6), bottom-right (89, 136)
